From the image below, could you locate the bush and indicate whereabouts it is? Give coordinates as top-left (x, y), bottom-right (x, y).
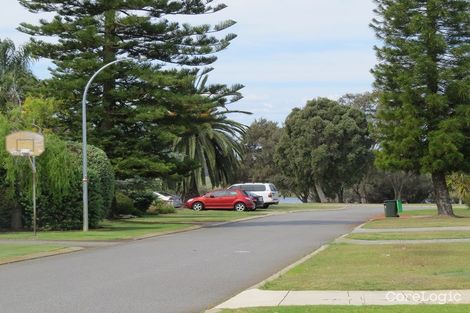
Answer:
top-left (113, 192), bottom-right (142, 216)
top-left (19, 140), bottom-right (115, 230)
top-left (0, 103), bottom-right (114, 230)
top-left (148, 200), bottom-right (176, 214)
top-left (0, 190), bottom-right (14, 229)
top-left (129, 191), bottom-right (155, 212)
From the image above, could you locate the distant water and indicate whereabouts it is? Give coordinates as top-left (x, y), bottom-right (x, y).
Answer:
top-left (279, 197), bottom-right (302, 204)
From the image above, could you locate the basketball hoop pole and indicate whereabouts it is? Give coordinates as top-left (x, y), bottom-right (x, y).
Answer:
top-left (24, 153), bottom-right (37, 236)
top-left (81, 58), bottom-right (131, 232)
top-left (31, 155), bottom-right (37, 236)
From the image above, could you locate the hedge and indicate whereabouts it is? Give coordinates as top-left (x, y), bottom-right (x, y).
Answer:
top-left (0, 137), bottom-right (115, 230)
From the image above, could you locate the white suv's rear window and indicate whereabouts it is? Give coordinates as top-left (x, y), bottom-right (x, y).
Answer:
top-left (228, 184), bottom-right (270, 192)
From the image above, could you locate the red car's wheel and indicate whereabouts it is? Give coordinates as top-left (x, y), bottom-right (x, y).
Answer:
top-left (234, 202), bottom-right (246, 212)
top-left (192, 202), bottom-right (204, 211)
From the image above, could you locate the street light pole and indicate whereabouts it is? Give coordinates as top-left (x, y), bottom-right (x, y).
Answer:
top-left (82, 58), bottom-right (130, 232)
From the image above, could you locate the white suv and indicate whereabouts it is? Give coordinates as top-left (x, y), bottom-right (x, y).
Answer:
top-left (227, 183), bottom-right (279, 208)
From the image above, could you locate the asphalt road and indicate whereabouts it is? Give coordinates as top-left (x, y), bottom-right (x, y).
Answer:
top-left (0, 206), bottom-right (381, 313)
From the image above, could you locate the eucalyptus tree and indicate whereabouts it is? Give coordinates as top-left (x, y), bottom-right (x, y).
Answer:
top-left (238, 119), bottom-right (283, 184)
top-left (371, 0), bottom-right (470, 216)
top-left (275, 98), bottom-right (372, 203)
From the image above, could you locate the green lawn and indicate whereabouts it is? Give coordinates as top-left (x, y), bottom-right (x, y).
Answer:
top-left (348, 231), bottom-right (470, 241)
top-left (0, 221), bottom-right (190, 241)
top-left (0, 208), bottom-right (269, 241)
top-left (364, 208), bottom-right (470, 229)
top-left (220, 305), bottom-right (470, 313)
top-left (262, 243), bottom-right (470, 291)
top-left (0, 244), bottom-right (65, 260)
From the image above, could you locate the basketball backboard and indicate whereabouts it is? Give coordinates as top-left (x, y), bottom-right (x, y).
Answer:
top-left (6, 131), bottom-right (45, 157)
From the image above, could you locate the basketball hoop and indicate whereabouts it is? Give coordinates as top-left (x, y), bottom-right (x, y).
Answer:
top-left (6, 131), bottom-right (44, 157)
top-left (5, 131), bottom-right (45, 236)
top-left (20, 149), bottom-right (32, 157)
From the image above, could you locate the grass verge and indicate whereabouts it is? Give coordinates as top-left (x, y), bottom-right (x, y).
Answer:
top-left (262, 243), bottom-right (470, 291)
top-left (348, 231), bottom-right (470, 241)
top-left (0, 208), bottom-right (268, 241)
top-left (0, 221), bottom-right (190, 241)
top-left (364, 208), bottom-right (470, 229)
top-left (0, 243), bottom-right (65, 260)
top-left (220, 305), bottom-right (470, 313)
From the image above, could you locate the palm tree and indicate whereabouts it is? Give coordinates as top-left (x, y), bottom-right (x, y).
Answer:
top-left (0, 38), bottom-right (34, 108)
top-left (447, 173), bottom-right (470, 205)
top-left (174, 70), bottom-right (249, 199)
top-left (176, 111), bottom-right (247, 200)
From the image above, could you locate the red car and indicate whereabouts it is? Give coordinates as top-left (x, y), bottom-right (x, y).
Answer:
top-left (185, 189), bottom-right (255, 212)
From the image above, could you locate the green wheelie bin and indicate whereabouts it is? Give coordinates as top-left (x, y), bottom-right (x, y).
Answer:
top-left (384, 200), bottom-right (399, 217)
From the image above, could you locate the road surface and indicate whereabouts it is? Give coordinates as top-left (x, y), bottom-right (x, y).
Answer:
top-left (0, 206), bottom-right (381, 313)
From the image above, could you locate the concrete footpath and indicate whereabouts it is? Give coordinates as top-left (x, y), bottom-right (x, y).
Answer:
top-left (209, 289), bottom-right (470, 311)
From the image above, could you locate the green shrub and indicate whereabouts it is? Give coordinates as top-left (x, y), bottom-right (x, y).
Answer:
top-left (148, 200), bottom-right (176, 214)
top-left (129, 191), bottom-right (155, 212)
top-left (18, 141), bottom-right (115, 230)
top-left (0, 103), bottom-right (114, 230)
top-left (113, 192), bottom-right (143, 217)
top-left (0, 189), bottom-right (14, 229)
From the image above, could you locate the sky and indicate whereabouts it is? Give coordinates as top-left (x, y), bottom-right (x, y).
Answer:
top-left (1, 0), bottom-right (378, 126)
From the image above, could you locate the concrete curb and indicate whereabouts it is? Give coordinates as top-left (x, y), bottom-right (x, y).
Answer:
top-left (205, 207), bottom-right (470, 313)
top-left (0, 212), bottom-right (277, 267)
top-left (205, 240), bottom-right (340, 313)
top-left (249, 244), bottom-right (330, 290)
top-left (0, 246), bottom-right (84, 266)
top-left (0, 207), bottom-right (348, 269)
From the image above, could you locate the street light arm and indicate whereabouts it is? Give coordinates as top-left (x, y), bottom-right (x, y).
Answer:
top-left (81, 58), bottom-right (130, 108)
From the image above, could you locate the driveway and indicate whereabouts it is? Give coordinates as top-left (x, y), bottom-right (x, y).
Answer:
top-left (0, 205), bottom-right (381, 313)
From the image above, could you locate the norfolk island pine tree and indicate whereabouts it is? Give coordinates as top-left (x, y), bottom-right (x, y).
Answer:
top-left (371, 0), bottom-right (470, 216)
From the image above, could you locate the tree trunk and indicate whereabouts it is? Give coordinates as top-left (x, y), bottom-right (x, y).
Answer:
top-left (295, 189), bottom-right (309, 203)
top-left (337, 186), bottom-right (344, 203)
top-left (315, 182), bottom-right (328, 203)
top-left (101, 9), bottom-right (117, 132)
top-left (359, 182), bottom-right (367, 204)
top-left (183, 178), bottom-right (200, 202)
top-left (432, 172), bottom-right (454, 216)
top-left (310, 188), bottom-right (320, 203)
